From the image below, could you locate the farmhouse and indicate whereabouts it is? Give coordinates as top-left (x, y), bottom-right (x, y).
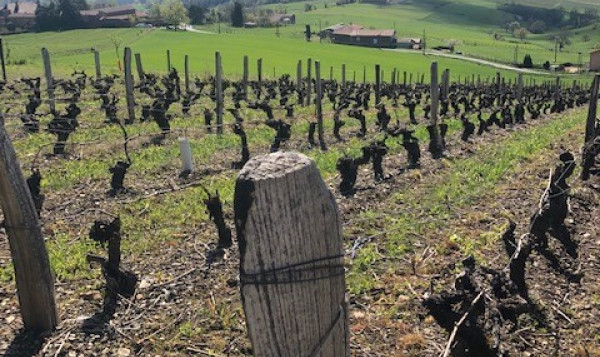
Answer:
top-left (0, 1), bottom-right (37, 29)
top-left (591, 49), bottom-right (600, 71)
top-left (80, 5), bottom-right (148, 28)
top-left (269, 13), bottom-right (295, 25)
top-left (331, 26), bottom-right (396, 48)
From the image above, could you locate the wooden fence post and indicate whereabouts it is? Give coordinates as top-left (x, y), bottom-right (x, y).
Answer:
top-left (329, 66), bottom-right (333, 81)
top-left (517, 73), bottom-right (523, 102)
top-left (184, 54), bottom-right (190, 93)
top-left (375, 64), bottom-right (381, 104)
top-left (296, 60), bottom-right (302, 105)
top-left (441, 69), bottom-right (450, 100)
top-left (496, 72), bottom-right (502, 105)
top-left (341, 64), bottom-right (346, 87)
top-left (257, 58), bottom-right (262, 82)
top-left (363, 65), bottom-right (366, 83)
top-left (234, 151), bottom-right (349, 357)
top-left (0, 38), bottom-right (6, 82)
top-left (430, 62), bottom-right (443, 156)
top-left (582, 74), bottom-right (600, 180)
top-left (243, 55), bottom-right (249, 99)
top-left (306, 58), bottom-right (312, 106)
top-left (124, 47), bottom-right (135, 125)
top-left (166, 49), bottom-right (171, 72)
top-left (94, 48), bottom-right (101, 79)
top-left (215, 51), bottom-right (223, 135)
top-left (403, 71), bottom-right (407, 86)
top-left (554, 76), bottom-right (561, 100)
top-left (41, 48), bottom-right (55, 113)
top-left (315, 61), bottom-right (326, 151)
top-left (134, 53), bottom-right (144, 80)
top-left (0, 118), bottom-right (58, 332)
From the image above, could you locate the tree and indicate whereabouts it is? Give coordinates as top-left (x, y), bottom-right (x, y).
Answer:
top-left (507, 21), bottom-right (520, 33)
top-left (528, 20), bottom-right (546, 34)
top-left (58, 0), bottom-right (87, 29)
top-left (514, 28), bottom-right (529, 41)
top-left (523, 54), bottom-right (533, 68)
top-left (160, 0), bottom-right (189, 25)
top-left (230, 1), bottom-right (244, 28)
top-left (148, 2), bottom-right (161, 18)
top-left (187, 4), bottom-right (207, 25)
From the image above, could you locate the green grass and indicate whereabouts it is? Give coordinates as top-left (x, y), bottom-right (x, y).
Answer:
top-left (347, 108), bottom-right (587, 294)
top-left (3, 27), bottom-right (546, 81)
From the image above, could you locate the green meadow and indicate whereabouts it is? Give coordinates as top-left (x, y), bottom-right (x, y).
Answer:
top-left (2, 0), bottom-right (599, 81)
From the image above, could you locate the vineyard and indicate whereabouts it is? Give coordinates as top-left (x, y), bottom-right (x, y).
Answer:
top-left (0, 44), bottom-right (599, 357)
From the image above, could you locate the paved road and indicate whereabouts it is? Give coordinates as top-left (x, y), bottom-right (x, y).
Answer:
top-left (385, 49), bottom-right (548, 75)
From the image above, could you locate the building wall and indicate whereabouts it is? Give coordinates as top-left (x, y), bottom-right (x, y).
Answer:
top-left (591, 52), bottom-right (600, 71)
top-left (332, 34), bottom-right (396, 48)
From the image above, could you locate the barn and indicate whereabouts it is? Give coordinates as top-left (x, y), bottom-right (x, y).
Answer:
top-left (591, 49), bottom-right (600, 71)
top-left (331, 27), bottom-right (396, 48)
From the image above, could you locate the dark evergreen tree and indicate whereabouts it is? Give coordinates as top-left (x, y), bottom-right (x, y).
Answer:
top-left (230, 1), bottom-right (244, 28)
top-left (523, 54), bottom-right (533, 68)
top-left (187, 4), bottom-right (207, 25)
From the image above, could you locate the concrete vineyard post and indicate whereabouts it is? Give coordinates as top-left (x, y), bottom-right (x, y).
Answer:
top-left (341, 64), bottom-right (346, 87)
top-left (94, 48), bottom-right (101, 79)
top-left (554, 76), bottom-right (561, 101)
top-left (134, 53), bottom-right (144, 80)
top-left (179, 137), bottom-right (194, 173)
top-left (0, 119), bottom-right (58, 332)
top-left (41, 48), bottom-right (55, 113)
top-left (124, 47), bottom-right (135, 125)
top-left (234, 151), bottom-right (349, 357)
top-left (215, 51), bottom-right (223, 135)
top-left (315, 61), bottom-right (326, 151)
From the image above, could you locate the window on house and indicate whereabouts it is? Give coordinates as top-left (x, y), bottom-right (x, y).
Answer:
top-left (373, 38), bottom-right (378, 44)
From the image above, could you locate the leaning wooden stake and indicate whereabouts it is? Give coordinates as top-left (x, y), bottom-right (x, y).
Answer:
top-left (234, 151), bottom-right (349, 357)
top-left (41, 47), bottom-right (55, 113)
top-left (134, 53), bottom-right (144, 80)
top-left (0, 117), bottom-right (58, 332)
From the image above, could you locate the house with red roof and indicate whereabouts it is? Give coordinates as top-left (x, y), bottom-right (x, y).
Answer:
top-left (331, 25), bottom-right (397, 48)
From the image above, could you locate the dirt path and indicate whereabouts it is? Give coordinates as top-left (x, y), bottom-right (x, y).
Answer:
top-left (385, 48), bottom-right (549, 75)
